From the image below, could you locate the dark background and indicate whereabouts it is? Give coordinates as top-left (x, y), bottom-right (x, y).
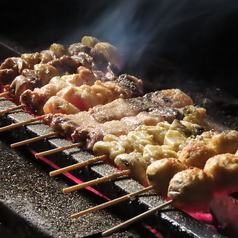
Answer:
top-left (1, 0), bottom-right (238, 95)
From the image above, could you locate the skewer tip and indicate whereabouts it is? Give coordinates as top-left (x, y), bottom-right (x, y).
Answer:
top-left (63, 169), bottom-right (131, 193)
top-left (49, 155), bottom-right (107, 177)
top-left (101, 199), bottom-right (173, 237)
top-left (0, 104), bottom-right (25, 115)
top-left (0, 91), bottom-right (9, 97)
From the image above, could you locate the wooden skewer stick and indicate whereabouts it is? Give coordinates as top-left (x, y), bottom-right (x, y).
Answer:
top-left (102, 199), bottom-right (173, 237)
top-left (11, 132), bottom-right (59, 148)
top-left (63, 169), bottom-right (131, 193)
top-left (0, 115), bottom-right (45, 132)
top-left (71, 185), bottom-right (153, 218)
top-left (0, 104), bottom-right (25, 115)
top-left (50, 155), bottom-right (106, 177)
top-left (0, 91), bottom-right (10, 97)
top-left (35, 142), bottom-right (82, 158)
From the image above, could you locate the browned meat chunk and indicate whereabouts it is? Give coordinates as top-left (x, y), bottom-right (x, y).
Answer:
top-left (0, 69), bottom-right (17, 86)
top-left (168, 167), bottom-right (215, 212)
top-left (204, 153), bottom-right (238, 195)
top-left (73, 108), bottom-right (183, 150)
top-left (146, 158), bottom-right (187, 197)
top-left (0, 57), bottom-right (28, 76)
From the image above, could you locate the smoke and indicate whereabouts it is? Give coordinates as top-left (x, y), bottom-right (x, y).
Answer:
top-left (3, 0), bottom-right (238, 86)
top-left (60, 0), bottom-right (238, 83)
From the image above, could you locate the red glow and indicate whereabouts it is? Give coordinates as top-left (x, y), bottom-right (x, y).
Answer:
top-left (31, 150), bottom-right (110, 200)
top-left (30, 149), bottom-right (216, 236)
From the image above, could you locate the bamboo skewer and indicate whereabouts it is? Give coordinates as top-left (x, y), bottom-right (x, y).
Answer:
top-left (35, 142), bottom-right (82, 158)
top-left (71, 185), bottom-right (153, 218)
top-left (0, 104), bottom-right (25, 115)
top-left (50, 155), bottom-right (106, 177)
top-left (63, 169), bottom-right (131, 193)
top-left (0, 115), bottom-right (45, 132)
top-left (102, 200), bottom-right (173, 237)
top-left (0, 91), bottom-right (10, 97)
top-left (11, 132), bottom-right (59, 148)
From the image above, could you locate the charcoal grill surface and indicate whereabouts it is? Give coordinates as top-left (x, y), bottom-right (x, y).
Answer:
top-left (1, 1), bottom-right (237, 235)
top-left (0, 135), bottom-right (153, 238)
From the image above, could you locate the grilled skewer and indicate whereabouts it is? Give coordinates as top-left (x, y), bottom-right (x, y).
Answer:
top-left (0, 36), bottom-right (230, 237)
top-left (0, 37), bottom-right (126, 115)
top-left (2, 89), bottom-right (194, 155)
top-left (40, 89), bottom-right (195, 150)
top-left (102, 167), bottom-right (215, 236)
top-left (68, 158), bottom-right (219, 236)
top-left (62, 124), bottom-right (238, 218)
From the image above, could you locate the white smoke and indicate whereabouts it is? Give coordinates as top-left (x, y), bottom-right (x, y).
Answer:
top-left (62, 0), bottom-right (238, 78)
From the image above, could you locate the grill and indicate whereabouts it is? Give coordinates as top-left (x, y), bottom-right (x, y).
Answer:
top-left (0, 90), bottom-right (225, 238)
top-left (1, 1), bottom-right (238, 237)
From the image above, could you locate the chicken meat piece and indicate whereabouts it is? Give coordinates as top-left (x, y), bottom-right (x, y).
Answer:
top-left (149, 89), bottom-right (193, 108)
top-left (114, 152), bottom-right (148, 185)
top-left (42, 89), bottom-right (196, 148)
top-left (0, 58), bottom-right (29, 86)
top-left (20, 66), bottom-right (103, 115)
top-left (208, 130), bottom-right (238, 154)
top-left (146, 158), bottom-right (187, 197)
top-left (43, 96), bottom-right (81, 114)
top-left (20, 76), bottom-right (69, 115)
top-left (0, 57), bottom-right (29, 75)
top-left (54, 74), bottom-right (143, 112)
top-left (178, 142), bottom-right (217, 169)
top-left (21, 52), bottom-right (41, 69)
top-left (89, 89), bottom-right (193, 123)
top-left (0, 69), bottom-right (17, 86)
top-left (204, 153), bottom-right (238, 195)
top-left (4, 64), bottom-right (59, 103)
top-left (168, 167), bottom-right (215, 212)
top-left (69, 44), bottom-right (109, 73)
top-left (74, 107), bottom-right (183, 150)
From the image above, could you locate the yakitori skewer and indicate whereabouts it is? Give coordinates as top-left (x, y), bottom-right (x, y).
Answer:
top-left (0, 104), bottom-right (25, 115)
top-left (69, 158), bottom-right (185, 219)
top-left (49, 155), bottom-right (106, 177)
top-left (35, 142), bottom-right (82, 158)
top-left (0, 115), bottom-right (45, 132)
top-left (11, 131), bottom-right (59, 148)
top-left (71, 185), bottom-right (153, 218)
top-left (102, 166), bottom-right (216, 236)
top-left (102, 200), bottom-right (173, 237)
top-left (63, 169), bottom-right (131, 193)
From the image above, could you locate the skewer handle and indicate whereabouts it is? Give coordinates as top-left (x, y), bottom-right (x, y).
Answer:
top-left (63, 169), bottom-right (131, 193)
top-left (35, 142), bottom-right (82, 158)
top-left (0, 104), bottom-right (25, 115)
top-left (11, 132), bottom-right (59, 148)
top-left (50, 155), bottom-right (106, 177)
top-left (102, 200), bottom-right (173, 237)
top-left (0, 91), bottom-right (10, 97)
top-left (0, 115), bottom-right (45, 132)
top-left (71, 185), bottom-right (153, 218)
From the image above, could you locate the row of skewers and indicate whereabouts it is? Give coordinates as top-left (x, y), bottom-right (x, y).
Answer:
top-left (1, 97), bottom-right (238, 236)
top-left (1, 37), bottom-right (238, 236)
